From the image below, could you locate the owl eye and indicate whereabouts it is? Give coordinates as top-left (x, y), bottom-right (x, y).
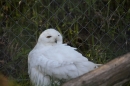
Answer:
top-left (46, 36), bottom-right (52, 38)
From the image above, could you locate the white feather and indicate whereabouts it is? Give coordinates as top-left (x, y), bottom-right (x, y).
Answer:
top-left (28, 28), bottom-right (101, 86)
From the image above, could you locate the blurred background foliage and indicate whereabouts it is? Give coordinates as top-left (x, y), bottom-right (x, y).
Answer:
top-left (0, 0), bottom-right (130, 85)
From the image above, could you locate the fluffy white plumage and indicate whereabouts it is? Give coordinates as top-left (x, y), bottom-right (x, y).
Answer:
top-left (28, 28), bottom-right (101, 86)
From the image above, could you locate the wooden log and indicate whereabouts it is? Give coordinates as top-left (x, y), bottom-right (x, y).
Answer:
top-left (62, 53), bottom-right (130, 86)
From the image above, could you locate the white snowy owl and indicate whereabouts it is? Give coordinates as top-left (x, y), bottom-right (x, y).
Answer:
top-left (28, 28), bottom-right (101, 86)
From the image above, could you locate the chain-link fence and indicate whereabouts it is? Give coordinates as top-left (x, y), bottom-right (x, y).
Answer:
top-left (0, 0), bottom-right (130, 85)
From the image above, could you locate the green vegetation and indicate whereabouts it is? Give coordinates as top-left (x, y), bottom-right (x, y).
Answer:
top-left (0, 0), bottom-right (130, 85)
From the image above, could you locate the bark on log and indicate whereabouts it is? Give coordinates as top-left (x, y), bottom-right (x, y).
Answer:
top-left (62, 53), bottom-right (130, 86)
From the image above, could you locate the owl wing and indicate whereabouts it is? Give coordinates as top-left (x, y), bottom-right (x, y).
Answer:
top-left (28, 46), bottom-right (98, 80)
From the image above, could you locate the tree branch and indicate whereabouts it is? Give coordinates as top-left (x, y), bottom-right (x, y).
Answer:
top-left (62, 53), bottom-right (130, 86)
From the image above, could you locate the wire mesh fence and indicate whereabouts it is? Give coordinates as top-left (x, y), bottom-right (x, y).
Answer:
top-left (0, 0), bottom-right (130, 85)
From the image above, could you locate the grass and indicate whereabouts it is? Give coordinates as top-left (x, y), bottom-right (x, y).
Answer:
top-left (0, 0), bottom-right (130, 86)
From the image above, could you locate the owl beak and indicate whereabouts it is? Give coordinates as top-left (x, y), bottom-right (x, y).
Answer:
top-left (55, 39), bottom-right (57, 43)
